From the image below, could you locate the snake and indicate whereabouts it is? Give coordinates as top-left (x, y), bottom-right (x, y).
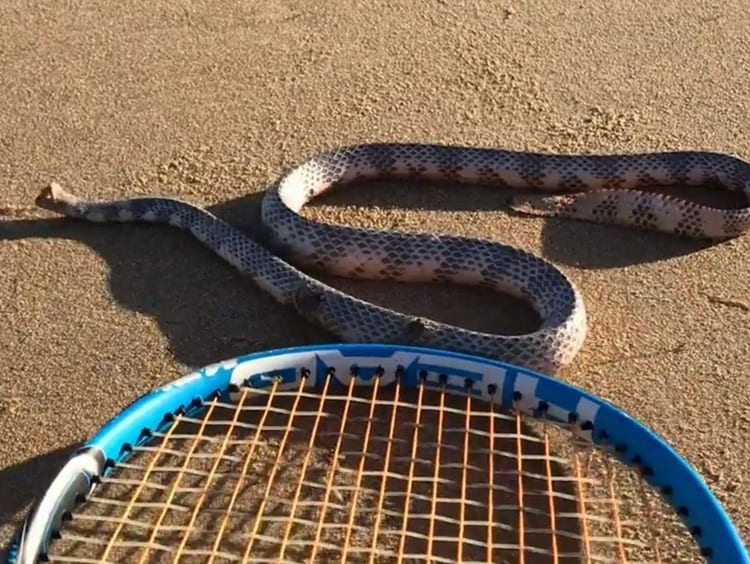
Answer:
top-left (32, 143), bottom-right (750, 373)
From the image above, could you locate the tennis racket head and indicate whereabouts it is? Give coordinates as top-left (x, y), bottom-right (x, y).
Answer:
top-left (6, 343), bottom-right (747, 564)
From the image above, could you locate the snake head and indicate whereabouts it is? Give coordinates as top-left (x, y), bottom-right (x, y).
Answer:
top-left (35, 182), bottom-right (79, 213)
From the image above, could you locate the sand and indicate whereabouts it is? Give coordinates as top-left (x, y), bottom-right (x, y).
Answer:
top-left (1, 0), bottom-right (748, 557)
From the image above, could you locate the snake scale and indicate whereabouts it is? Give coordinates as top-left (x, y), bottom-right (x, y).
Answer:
top-left (34, 143), bottom-right (750, 373)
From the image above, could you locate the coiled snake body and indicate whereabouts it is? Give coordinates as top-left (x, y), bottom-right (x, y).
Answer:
top-left (34, 143), bottom-right (750, 372)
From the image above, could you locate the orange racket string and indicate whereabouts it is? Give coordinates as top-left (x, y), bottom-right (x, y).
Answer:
top-left (101, 398), bottom-right (216, 561)
top-left (273, 368), bottom-right (334, 562)
top-left (606, 459), bottom-right (628, 563)
top-left (173, 386), bottom-right (254, 561)
top-left (457, 386), bottom-right (472, 563)
top-left (132, 399), bottom-right (221, 564)
top-left (340, 371), bottom-right (382, 563)
top-left (514, 397), bottom-right (526, 564)
top-left (572, 426), bottom-right (593, 564)
top-left (396, 374), bottom-right (426, 561)
top-left (308, 371), bottom-right (358, 562)
top-left (368, 371), bottom-right (402, 564)
top-left (209, 376), bottom-right (294, 563)
top-left (541, 413), bottom-right (560, 564)
top-left (426, 380), bottom-right (446, 561)
top-left (486, 386), bottom-right (496, 563)
top-left (638, 472), bottom-right (663, 563)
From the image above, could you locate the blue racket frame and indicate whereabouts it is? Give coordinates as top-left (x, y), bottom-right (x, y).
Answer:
top-left (6, 343), bottom-right (749, 563)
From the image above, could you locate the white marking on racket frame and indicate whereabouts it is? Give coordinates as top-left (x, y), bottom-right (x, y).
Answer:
top-left (20, 450), bottom-right (102, 564)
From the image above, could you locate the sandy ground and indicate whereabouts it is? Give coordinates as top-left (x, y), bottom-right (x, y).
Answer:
top-left (1, 0), bottom-right (749, 558)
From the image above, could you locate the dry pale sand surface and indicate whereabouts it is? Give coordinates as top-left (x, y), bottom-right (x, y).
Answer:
top-left (1, 0), bottom-right (749, 558)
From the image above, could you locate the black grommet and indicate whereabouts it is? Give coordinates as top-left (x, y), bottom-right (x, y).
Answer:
top-left (228, 383), bottom-right (241, 393)
top-left (300, 367), bottom-right (311, 379)
top-left (376, 365), bottom-right (386, 377)
top-left (464, 378), bottom-right (473, 390)
top-left (438, 373), bottom-right (447, 384)
top-left (513, 391), bottom-right (522, 401)
top-left (700, 547), bottom-right (713, 557)
top-left (567, 412), bottom-right (578, 424)
top-left (487, 384), bottom-right (497, 395)
top-left (691, 525), bottom-right (702, 537)
top-left (61, 511), bottom-right (72, 522)
top-left (678, 506), bottom-right (689, 517)
top-left (642, 466), bottom-right (654, 477)
top-left (581, 420), bottom-right (594, 431)
top-left (615, 443), bottom-right (627, 453)
top-left (662, 485), bottom-right (673, 496)
top-left (537, 400), bottom-right (549, 413)
top-left (632, 454), bottom-right (643, 466)
top-left (419, 369), bottom-right (429, 381)
top-left (350, 364), bottom-right (359, 376)
top-left (75, 493), bottom-right (86, 504)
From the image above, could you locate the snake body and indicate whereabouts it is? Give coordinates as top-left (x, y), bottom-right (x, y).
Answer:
top-left (34, 143), bottom-right (750, 372)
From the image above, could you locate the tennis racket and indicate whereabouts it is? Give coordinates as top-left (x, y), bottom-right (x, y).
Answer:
top-left (6, 344), bottom-right (747, 563)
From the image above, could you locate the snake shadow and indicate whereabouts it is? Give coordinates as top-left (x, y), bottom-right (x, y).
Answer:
top-left (0, 441), bottom-right (81, 557)
top-left (303, 178), bottom-right (732, 269)
top-left (0, 201), bottom-right (333, 373)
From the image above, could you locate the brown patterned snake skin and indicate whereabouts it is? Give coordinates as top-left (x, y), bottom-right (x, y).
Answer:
top-left (32, 143), bottom-right (750, 372)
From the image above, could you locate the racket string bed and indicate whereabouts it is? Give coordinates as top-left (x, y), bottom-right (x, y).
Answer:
top-left (46, 366), bottom-right (705, 563)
